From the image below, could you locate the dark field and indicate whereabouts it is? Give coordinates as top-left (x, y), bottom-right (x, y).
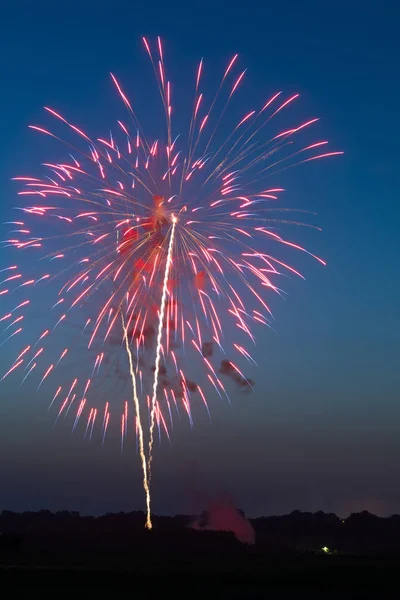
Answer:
top-left (1, 510), bottom-right (400, 593)
top-left (1, 554), bottom-right (400, 594)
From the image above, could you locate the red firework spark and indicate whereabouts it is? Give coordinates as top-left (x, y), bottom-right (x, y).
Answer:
top-left (1, 37), bottom-right (341, 523)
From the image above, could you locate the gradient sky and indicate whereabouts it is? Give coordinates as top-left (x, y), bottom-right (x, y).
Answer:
top-left (0, 0), bottom-right (399, 519)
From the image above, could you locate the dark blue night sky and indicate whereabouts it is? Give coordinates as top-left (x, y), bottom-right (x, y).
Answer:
top-left (0, 0), bottom-right (399, 518)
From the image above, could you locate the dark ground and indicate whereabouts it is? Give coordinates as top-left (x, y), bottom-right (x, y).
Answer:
top-left (1, 554), bottom-right (400, 596)
top-left (1, 509), bottom-right (400, 593)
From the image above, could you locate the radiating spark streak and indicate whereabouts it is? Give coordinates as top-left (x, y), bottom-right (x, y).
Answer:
top-left (37, 364), bottom-right (54, 390)
top-left (102, 402), bottom-right (109, 433)
top-left (96, 352), bottom-right (104, 375)
top-left (234, 343), bottom-right (257, 365)
top-left (25, 348), bottom-right (43, 370)
top-left (72, 399), bottom-right (86, 432)
top-left (17, 279), bottom-right (34, 290)
top-left (49, 386), bottom-right (62, 409)
top-left (224, 54), bottom-right (239, 78)
top-left (111, 74), bottom-right (134, 113)
top-left (102, 412), bottom-right (110, 445)
top-left (270, 94), bottom-right (299, 118)
top-left (1, 359), bottom-right (24, 381)
top-left (13, 345), bottom-right (31, 364)
top-left (148, 215), bottom-right (177, 483)
top-left (34, 330), bottom-right (49, 348)
top-left (0, 265), bottom-right (18, 273)
top-left (207, 374), bottom-right (224, 401)
top-left (83, 409), bottom-right (94, 437)
top-left (52, 299), bottom-right (64, 309)
top-left (60, 379), bottom-right (78, 417)
top-left (297, 151), bottom-right (344, 165)
top-left (89, 408), bottom-right (97, 441)
top-left (1, 273), bottom-right (21, 285)
top-left (56, 348), bottom-right (68, 368)
top-left (44, 107), bottom-right (91, 141)
top-left (12, 300), bottom-right (30, 312)
top-left (52, 314), bottom-right (66, 331)
top-left (120, 414), bottom-right (125, 452)
top-left (229, 70), bottom-right (246, 98)
top-left (0, 327), bottom-right (22, 348)
top-left (79, 379), bottom-right (91, 405)
top-left (28, 126), bottom-right (56, 137)
top-left (21, 362), bottom-right (36, 385)
top-left (256, 228), bottom-right (326, 265)
top-left (92, 355), bottom-right (100, 377)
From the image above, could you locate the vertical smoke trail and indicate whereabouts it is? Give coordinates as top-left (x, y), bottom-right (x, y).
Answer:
top-left (148, 216), bottom-right (177, 480)
top-left (121, 313), bottom-right (152, 529)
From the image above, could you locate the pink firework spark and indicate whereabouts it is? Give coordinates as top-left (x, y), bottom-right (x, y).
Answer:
top-left (1, 37), bottom-right (341, 527)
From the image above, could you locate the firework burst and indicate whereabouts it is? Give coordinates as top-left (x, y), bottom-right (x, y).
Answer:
top-left (0, 37), bottom-right (342, 528)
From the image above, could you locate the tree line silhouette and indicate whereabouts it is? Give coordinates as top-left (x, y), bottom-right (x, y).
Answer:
top-left (1, 508), bottom-right (400, 556)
